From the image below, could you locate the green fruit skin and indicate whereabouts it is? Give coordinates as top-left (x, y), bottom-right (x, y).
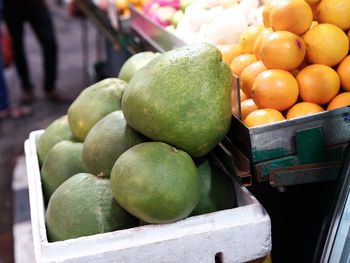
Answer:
top-left (121, 43), bottom-right (233, 158)
top-left (41, 140), bottom-right (85, 203)
top-left (68, 78), bottom-right (127, 142)
top-left (110, 142), bottom-right (200, 224)
top-left (46, 173), bottom-right (139, 242)
top-left (191, 160), bottom-right (236, 216)
top-left (82, 111), bottom-right (147, 177)
top-left (37, 115), bottom-right (76, 166)
top-left (118, 52), bottom-right (159, 83)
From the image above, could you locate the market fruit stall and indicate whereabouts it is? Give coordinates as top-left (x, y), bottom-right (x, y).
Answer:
top-left (25, 0), bottom-right (350, 261)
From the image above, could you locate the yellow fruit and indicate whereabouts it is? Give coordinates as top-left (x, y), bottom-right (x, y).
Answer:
top-left (302, 23), bottom-right (349, 67)
top-left (240, 60), bottom-right (267, 98)
top-left (262, 0), bottom-right (279, 28)
top-left (241, 99), bottom-right (259, 120)
top-left (240, 25), bottom-right (266, 54)
top-left (260, 31), bottom-right (306, 71)
top-left (252, 69), bottom-right (299, 111)
top-left (337, 55), bottom-right (350, 92)
top-left (270, 0), bottom-right (313, 35)
top-left (217, 44), bottom-right (242, 66)
top-left (230, 54), bottom-right (257, 78)
top-left (297, 64), bottom-right (340, 105)
top-left (286, 102), bottom-right (324, 119)
top-left (327, 92), bottom-right (350, 110)
top-left (253, 27), bottom-right (273, 60)
top-left (316, 0), bottom-right (350, 30)
top-left (244, 108), bottom-right (285, 127)
top-left (348, 29), bottom-right (350, 46)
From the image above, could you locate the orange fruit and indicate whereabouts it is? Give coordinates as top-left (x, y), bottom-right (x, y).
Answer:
top-left (232, 89), bottom-right (248, 113)
top-left (244, 108), bottom-right (285, 127)
top-left (241, 99), bottom-right (259, 120)
top-left (286, 102), bottom-right (324, 119)
top-left (348, 29), bottom-right (350, 46)
top-left (270, 0), bottom-right (313, 35)
top-left (302, 23), bottom-right (349, 67)
top-left (327, 92), bottom-right (350, 110)
top-left (337, 55), bottom-right (350, 91)
top-left (240, 89), bottom-right (248, 102)
top-left (240, 60), bottom-right (267, 98)
top-left (240, 25), bottom-right (266, 54)
top-left (122, 8), bottom-right (131, 16)
top-left (290, 59), bottom-right (309, 77)
top-left (115, 0), bottom-right (128, 11)
top-left (129, 0), bottom-right (140, 5)
top-left (309, 20), bottom-right (318, 30)
top-left (262, 0), bottom-right (279, 27)
top-left (316, 0), bottom-right (350, 31)
top-left (260, 31), bottom-right (306, 71)
top-left (217, 44), bottom-right (242, 66)
top-left (230, 54), bottom-right (257, 78)
top-left (253, 28), bottom-right (273, 60)
top-left (297, 64), bottom-right (340, 105)
top-left (305, 0), bottom-right (320, 4)
top-left (308, 3), bottom-right (318, 20)
top-left (252, 69), bottom-right (299, 111)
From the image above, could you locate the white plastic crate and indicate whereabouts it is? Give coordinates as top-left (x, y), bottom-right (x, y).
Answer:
top-left (24, 130), bottom-right (271, 263)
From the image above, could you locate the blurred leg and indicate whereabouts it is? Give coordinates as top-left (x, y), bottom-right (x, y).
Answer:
top-left (0, 26), bottom-right (9, 111)
top-left (27, 7), bottom-right (57, 93)
top-left (3, 13), bottom-right (33, 92)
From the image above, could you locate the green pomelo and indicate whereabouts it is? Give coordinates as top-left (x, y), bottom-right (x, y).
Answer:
top-left (191, 160), bottom-right (236, 216)
top-left (46, 173), bottom-right (139, 242)
top-left (110, 142), bottom-right (200, 224)
top-left (41, 140), bottom-right (84, 202)
top-left (37, 115), bottom-right (75, 166)
top-left (121, 43), bottom-right (233, 158)
top-left (82, 110), bottom-right (147, 177)
top-left (118, 51), bottom-right (159, 83)
top-left (68, 78), bottom-right (127, 142)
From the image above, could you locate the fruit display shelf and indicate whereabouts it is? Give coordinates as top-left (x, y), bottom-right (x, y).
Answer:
top-left (75, 0), bottom-right (138, 55)
top-left (75, 0), bottom-right (186, 54)
top-left (129, 4), bottom-right (186, 53)
top-left (24, 130), bottom-right (271, 263)
top-left (218, 104), bottom-right (350, 187)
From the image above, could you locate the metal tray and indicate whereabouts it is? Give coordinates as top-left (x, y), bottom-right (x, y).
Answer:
top-left (228, 106), bottom-right (350, 163)
top-left (129, 5), bottom-right (186, 52)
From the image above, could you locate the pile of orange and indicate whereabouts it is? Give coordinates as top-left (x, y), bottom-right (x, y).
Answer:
top-left (115, 0), bottom-right (148, 16)
top-left (218, 0), bottom-right (350, 128)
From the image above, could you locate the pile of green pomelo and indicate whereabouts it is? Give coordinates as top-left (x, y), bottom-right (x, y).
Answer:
top-left (37, 43), bottom-right (237, 242)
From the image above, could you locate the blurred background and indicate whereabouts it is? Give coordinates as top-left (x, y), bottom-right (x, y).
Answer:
top-left (0, 1), bottom-right (114, 262)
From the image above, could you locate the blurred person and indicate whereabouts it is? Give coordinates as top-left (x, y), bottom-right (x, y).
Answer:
top-left (3, 0), bottom-right (66, 104)
top-left (0, 0), bottom-right (31, 118)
